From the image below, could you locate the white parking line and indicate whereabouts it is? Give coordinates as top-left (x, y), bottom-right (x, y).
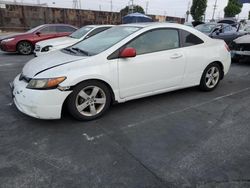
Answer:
top-left (82, 86), bottom-right (250, 142)
top-left (0, 63), bottom-right (23, 67)
top-left (123, 86), bottom-right (250, 130)
top-left (5, 102), bottom-right (13, 106)
top-left (0, 63), bottom-right (15, 67)
top-left (82, 133), bottom-right (104, 141)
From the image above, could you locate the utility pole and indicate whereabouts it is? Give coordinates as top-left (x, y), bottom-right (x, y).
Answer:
top-left (146, 1), bottom-right (149, 15)
top-left (186, 1), bottom-right (191, 22)
top-left (72, 0), bottom-right (80, 9)
top-left (79, 0), bottom-right (81, 9)
top-left (212, 0), bottom-right (218, 21)
top-left (131, 0), bottom-right (134, 13)
top-left (110, 0), bottom-right (113, 12)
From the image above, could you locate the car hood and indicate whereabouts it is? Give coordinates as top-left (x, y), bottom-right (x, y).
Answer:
top-left (0, 33), bottom-right (28, 41)
top-left (37, 36), bottom-right (78, 47)
top-left (234, 34), bottom-right (250, 44)
top-left (22, 50), bottom-right (87, 78)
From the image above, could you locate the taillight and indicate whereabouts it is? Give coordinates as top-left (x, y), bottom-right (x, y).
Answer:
top-left (225, 43), bottom-right (230, 52)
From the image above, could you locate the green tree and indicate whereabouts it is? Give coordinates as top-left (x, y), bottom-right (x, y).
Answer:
top-left (224, 0), bottom-right (243, 18)
top-left (190, 0), bottom-right (207, 21)
top-left (120, 5), bottom-right (145, 17)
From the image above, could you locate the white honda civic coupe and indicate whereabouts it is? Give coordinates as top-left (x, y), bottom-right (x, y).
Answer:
top-left (11, 23), bottom-right (231, 121)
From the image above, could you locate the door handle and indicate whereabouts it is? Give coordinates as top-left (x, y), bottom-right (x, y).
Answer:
top-left (170, 53), bottom-right (183, 59)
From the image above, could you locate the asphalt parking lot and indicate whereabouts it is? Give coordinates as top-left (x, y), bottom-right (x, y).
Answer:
top-left (0, 51), bottom-right (250, 188)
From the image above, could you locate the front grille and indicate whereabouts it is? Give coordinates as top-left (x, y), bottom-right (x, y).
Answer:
top-left (231, 42), bottom-right (250, 51)
top-left (19, 73), bottom-right (31, 83)
top-left (35, 45), bottom-right (41, 52)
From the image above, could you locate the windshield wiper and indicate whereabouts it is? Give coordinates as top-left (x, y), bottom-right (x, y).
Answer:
top-left (72, 47), bottom-right (90, 56)
top-left (63, 47), bottom-right (77, 54)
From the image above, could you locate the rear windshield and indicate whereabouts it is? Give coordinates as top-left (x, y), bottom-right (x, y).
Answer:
top-left (69, 26), bottom-right (94, 39)
top-left (196, 24), bottom-right (217, 33)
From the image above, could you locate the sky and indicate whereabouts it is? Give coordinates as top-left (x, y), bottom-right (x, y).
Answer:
top-left (5, 0), bottom-right (250, 20)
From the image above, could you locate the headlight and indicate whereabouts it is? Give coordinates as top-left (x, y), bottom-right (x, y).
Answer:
top-left (41, 45), bottom-right (53, 52)
top-left (2, 38), bottom-right (15, 42)
top-left (26, 77), bottom-right (66, 89)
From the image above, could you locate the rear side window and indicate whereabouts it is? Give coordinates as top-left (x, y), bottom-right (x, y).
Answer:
top-left (39, 26), bottom-right (57, 34)
top-left (86, 27), bottom-right (111, 38)
top-left (181, 30), bottom-right (204, 47)
top-left (126, 29), bottom-right (180, 55)
top-left (57, 26), bottom-right (76, 33)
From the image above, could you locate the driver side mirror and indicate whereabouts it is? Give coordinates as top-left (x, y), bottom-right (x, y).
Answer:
top-left (119, 48), bottom-right (136, 58)
top-left (35, 31), bottom-right (41, 36)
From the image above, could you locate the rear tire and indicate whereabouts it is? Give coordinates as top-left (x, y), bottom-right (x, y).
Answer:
top-left (67, 81), bottom-right (111, 121)
top-left (17, 41), bottom-right (33, 55)
top-left (199, 63), bottom-right (222, 91)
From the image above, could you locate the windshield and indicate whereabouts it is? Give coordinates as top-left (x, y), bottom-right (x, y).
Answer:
top-left (70, 26), bottom-right (94, 39)
top-left (196, 24), bottom-right (217, 33)
top-left (26, 25), bottom-right (44, 33)
top-left (68, 26), bottom-right (141, 56)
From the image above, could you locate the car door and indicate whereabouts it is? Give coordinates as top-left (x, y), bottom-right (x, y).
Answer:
top-left (35, 26), bottom-right (58, 42)
top-left (56, 25), bottom-right (76, 37)
top-left (211, 25), bottom-right (237, 44)
top-left (118, 28), bottom-right (186, 99)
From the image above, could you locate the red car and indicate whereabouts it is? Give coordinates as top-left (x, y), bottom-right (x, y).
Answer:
top-left (0, 24), bottom-right (77, 55)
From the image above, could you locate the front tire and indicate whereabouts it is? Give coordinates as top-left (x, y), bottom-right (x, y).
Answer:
top-left (67, 81), bottom-right (111, 121)
top-left (17, 41), bottom-right (33, 55)
top-left (199, 63), bottom-right (222, 91)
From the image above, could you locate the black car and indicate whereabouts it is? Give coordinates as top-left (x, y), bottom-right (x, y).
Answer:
top-left (195, 23), bottom-right (246, 45)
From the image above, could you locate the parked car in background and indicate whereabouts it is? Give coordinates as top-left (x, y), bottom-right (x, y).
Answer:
top-left (11, 23), bottom-right (231, 121)
top-left (0, 24), bottom-right (77, 55)
top-left (243, 25), bottom-right (250, 33)
top-left (195, 23), bottom-right (245, 45)
top-left (184, 22), bottom-right (194, 27)
top-left (231, 34), bottom-right (250, 62)
top-left (34, 25), bottom-right (113, 56)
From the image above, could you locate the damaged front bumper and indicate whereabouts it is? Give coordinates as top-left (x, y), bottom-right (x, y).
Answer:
top-left (11, 74), bottom-right (72, 119)
top-left (231, 42), bottom-right (250, 57)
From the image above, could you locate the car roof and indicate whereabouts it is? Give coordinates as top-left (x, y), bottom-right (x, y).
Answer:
top-left (40, 24), bottom-right (77, 28)
top-left (84, 24), bottom-right (114, 28)
top-left (198, 23), bottom-right (229, 27)
top-left (119, 22), bottom-right (188, 28)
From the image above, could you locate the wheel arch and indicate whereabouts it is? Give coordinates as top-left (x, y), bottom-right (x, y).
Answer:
top-left (62, 78), bottom-right (116, 108)
top-left (204, 61), bottom-right (224, 80)
top-left (213, 61), bottom-right (224, 80)
top-left (16, 40), bottom-right (34, 50)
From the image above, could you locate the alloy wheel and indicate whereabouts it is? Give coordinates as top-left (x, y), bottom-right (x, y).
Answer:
top-left (75, 86), bottom-right (106, 117)
top-left (205, 67), bottom-right (220, 89)
top-left (18, 42), bottom-right (32, 55)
